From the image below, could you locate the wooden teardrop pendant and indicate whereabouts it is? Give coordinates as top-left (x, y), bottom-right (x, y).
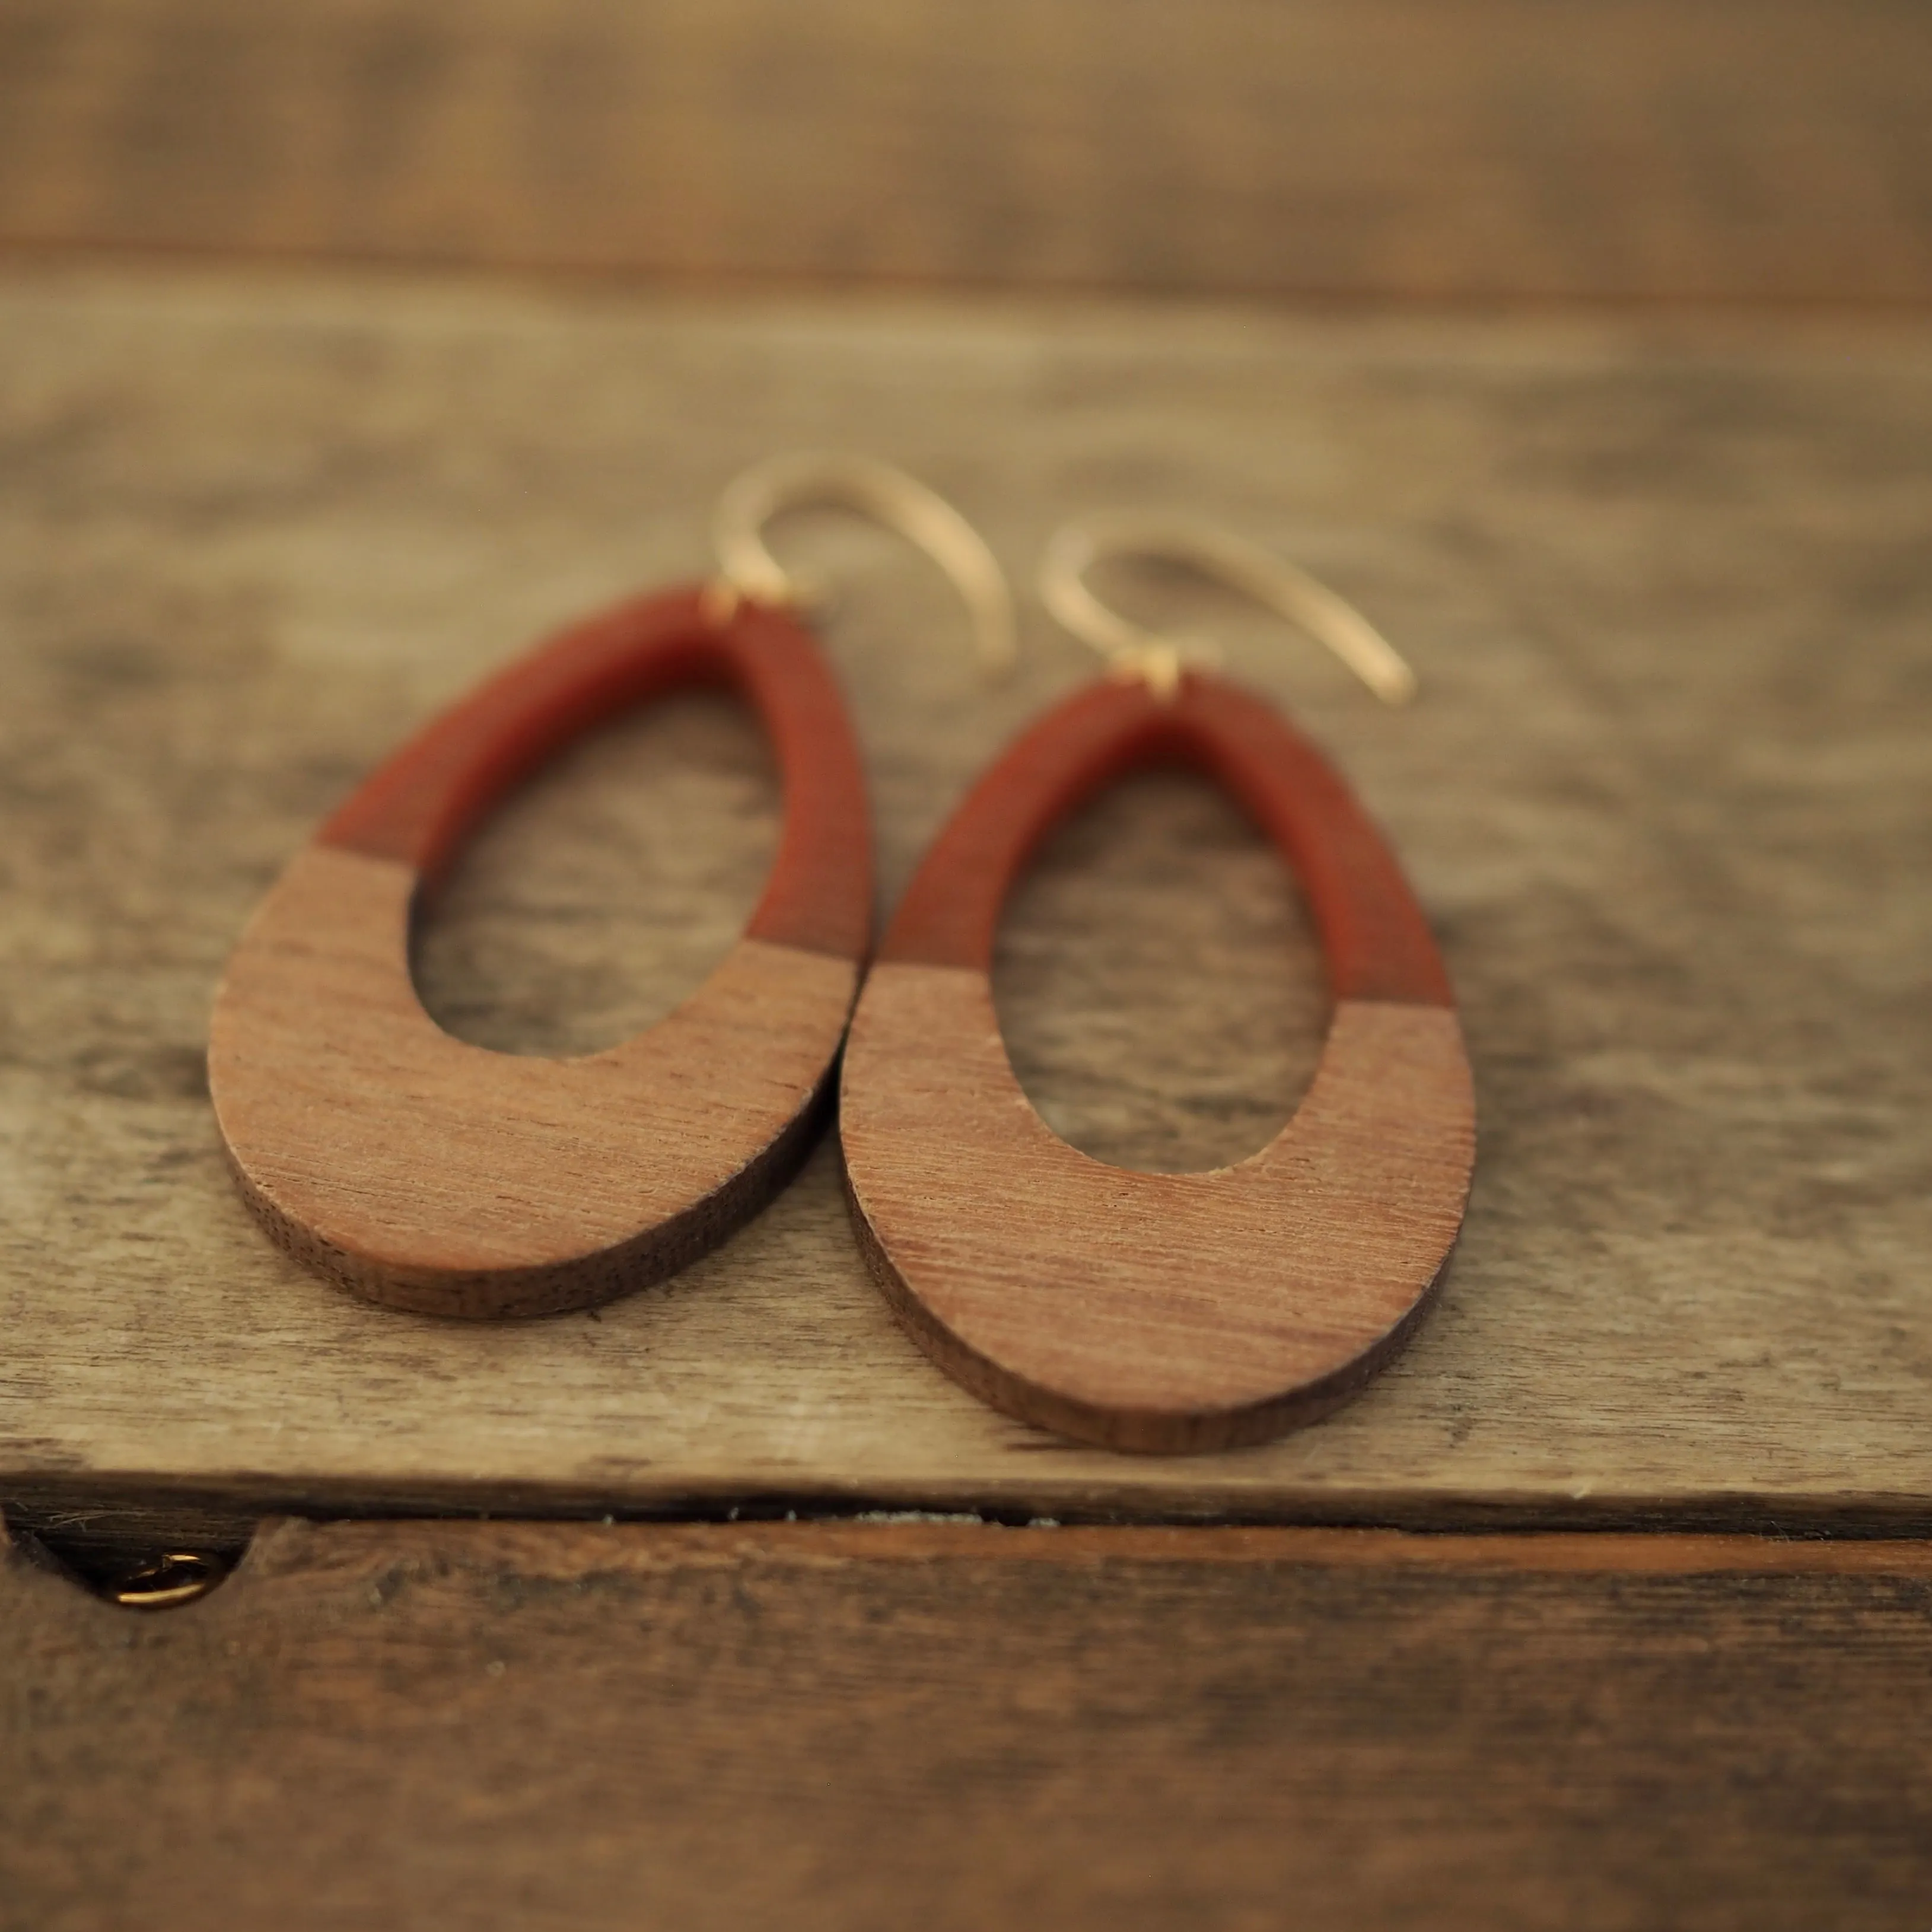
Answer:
top-left (839, 672), bottom-right (1473, 1453)
top-left (210, 585), bottom-right (871, 1318)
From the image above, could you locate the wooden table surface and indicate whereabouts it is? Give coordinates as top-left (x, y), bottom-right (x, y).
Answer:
top-left (1, 5), bottom-right (1929, 1927)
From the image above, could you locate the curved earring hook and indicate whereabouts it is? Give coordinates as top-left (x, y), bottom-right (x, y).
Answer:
top-left (710, 452), bottom-right (1017, 680)
top-left (1040, 511), bottom-right (1416, 705)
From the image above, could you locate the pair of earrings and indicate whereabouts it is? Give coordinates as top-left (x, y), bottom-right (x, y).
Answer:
top-left (209, 456), bottom-right (1474, 1454)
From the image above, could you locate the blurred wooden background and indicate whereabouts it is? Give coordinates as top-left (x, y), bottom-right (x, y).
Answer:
top-left (3, 0), bottom-right (1930, 303)
top-left (1, 4), bottom-right (1929, 1928)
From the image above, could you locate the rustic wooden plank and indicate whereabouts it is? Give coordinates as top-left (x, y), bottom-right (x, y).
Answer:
top-left (2, 1516), bottom-right (1929, 1930)
top-left (1, 268), bottom-right (1929, 1533)
top-left (1, 0), bottom-right (1930, 305)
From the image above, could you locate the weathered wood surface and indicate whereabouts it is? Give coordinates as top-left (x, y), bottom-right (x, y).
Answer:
top-left (2, 0), bottom-right (1930, 306)
top-left (4, 1517), bottom-right (1930, 1931)
top-left (1, 269), bottom-right (1929, 1534)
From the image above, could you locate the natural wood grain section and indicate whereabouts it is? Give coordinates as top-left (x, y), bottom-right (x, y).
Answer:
top-left (844, 673), bottom-right (1471, 1451)
top-left (846, 983), bottom-right (1472, 1451)
top-left (3, 1515), bottom-right (1930, 1931)
top-left (208, 587), bottom-right (869, 1316)
top-left (214, 858), bottom-right (854, 1316)
top-left (1, 0), bottom-right (1930, 306)
top-left (1, 273), bottom-right (1930, 1528)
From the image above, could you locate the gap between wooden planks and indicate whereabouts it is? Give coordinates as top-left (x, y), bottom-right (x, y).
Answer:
top-left (17, 1511), bottom-right (1932, 1578)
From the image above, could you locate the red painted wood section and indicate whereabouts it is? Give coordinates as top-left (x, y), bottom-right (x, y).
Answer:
top-left (883, 673), bottom-right (1452, 1005)
top-left (320, 585), bottom-right (872, 960)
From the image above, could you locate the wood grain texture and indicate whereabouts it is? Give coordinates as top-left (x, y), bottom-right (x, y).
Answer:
top-left (1, 272), bottom-right (1930, 1529)
top-left (847, 984), bottom-right (1472, 1452)
top-left (844, 673), bottom-right (1472, 1450)
top-left (3, 1514), bottom-right (1931, 1931)
top-left (208, 587), bottom-right (869, 1316)
top-left (214, 864), bottom-right (854, 1317)
top-left (1, 0), bottom-right (1930, 307)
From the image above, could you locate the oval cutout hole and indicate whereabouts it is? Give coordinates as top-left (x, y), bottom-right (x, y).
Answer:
top-left (992, 769), bottom-right (1326, 1174)
top-left (413, 691), bottom-right (780, 1058)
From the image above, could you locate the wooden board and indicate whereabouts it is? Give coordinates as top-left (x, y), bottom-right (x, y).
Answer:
top-left (1, 0), bottom-right (1930, 307)
top-left (4, 1516), bottom-right (1930, 1930)
top-left (1, 268), bottom-right (1930, 1536)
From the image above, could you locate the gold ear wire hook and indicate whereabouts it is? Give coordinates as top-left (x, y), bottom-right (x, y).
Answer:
top-left (709, 453), bottom-right (1017, 680)
top-left (1040, 512), bottom-right (1417, 706)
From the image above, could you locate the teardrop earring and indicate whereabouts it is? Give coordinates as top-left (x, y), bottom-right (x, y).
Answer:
top-left (839, 512), bottom-right (1475, 1453)
top-left (210, 454), bottom-right (1013, 1320)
